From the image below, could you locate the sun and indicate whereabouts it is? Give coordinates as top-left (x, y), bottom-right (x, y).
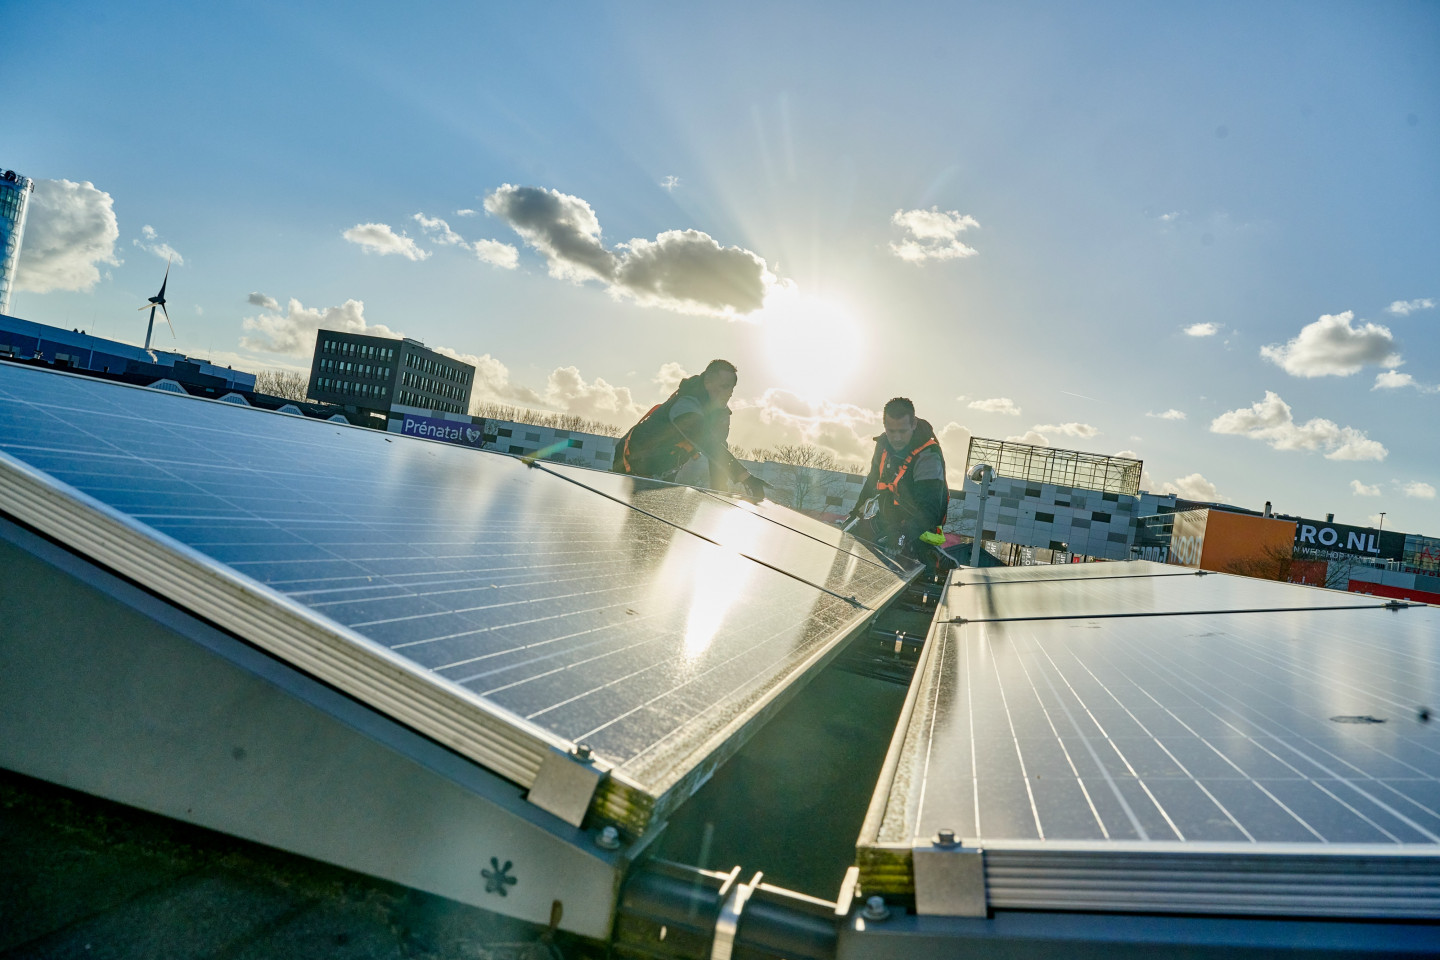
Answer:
top-left (757, 291), bottom-right (865, 402)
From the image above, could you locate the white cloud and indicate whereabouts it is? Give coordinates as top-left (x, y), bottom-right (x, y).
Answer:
top-left (653, 361), bottom-right (688, 396)
top-left (1387, 298), bottom-right (1435, 316)
top-left (889, 207), bottom-right (979, 263)
top-left (432, 346), bottom-right (543, 407)
top-left (1159, 211), bottom-right (1182, 223)
top-left (1160, 473), bottom-right (1221, 502)
top-left (14, 179), bottom-right (120, 294)
top-left (484, 184), bottom-right (775, 317)
top-left (455, 208), bottom-right (478, 217)
top-left (1031, 421), bottom-right (1099, 439)
top-left (1006, 430), bottom-right (1050, 446)
top-left (132, 224), bottom-right (184, 265)
top-left (540, 366), bottom-right (646, 425)
top-left (413, 213), bottom-right (463, 245)
top-left (660, 175), bottom-right (680, 191)
top-left (247, 292), bottom-right (280, 311)
top-left (1373, 370), bottom-right (1417, 390)
top-left (1147, 409), bottom-right (1186, 420)
top-left (1404, 481), bottom-right (1436, 500)
top-left (341, 222), bottom-right (430, 261)
top-left (1184, 322), bottom-right (1218, 337)
top-left (730, 390), bottom-right (884, 467)
top-left (967, 397), bottom-right (1021, 415)
top-left (239, 297), bottom-right (401, 356)
top-left (1259, 311), bottom-right (1400, 377)
top-left (471, 239), bottom-right (519, 270)
top-left (1350, 480), bottom-right (1381, 497)
top-left (1210, 391), bottom-right (1387, 461)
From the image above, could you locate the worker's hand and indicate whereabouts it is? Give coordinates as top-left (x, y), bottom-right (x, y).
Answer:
top-left (740, 474), bottom-right (766, 503)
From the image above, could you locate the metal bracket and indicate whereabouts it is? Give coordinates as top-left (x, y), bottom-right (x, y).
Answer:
top-left (711, 870), bottom-right (762, 960)
top-left (911, 834), bottom-right (986, 917)
top-left (526, 747), bottom-right (605, 826)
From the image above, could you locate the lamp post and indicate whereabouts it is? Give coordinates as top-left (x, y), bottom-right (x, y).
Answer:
top-left (968, 463), bottom-right (993, 567)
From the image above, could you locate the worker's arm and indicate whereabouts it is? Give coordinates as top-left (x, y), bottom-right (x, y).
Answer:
top-left (672, 411), bottom-right (763, 497)
top-left (844, 449), bottom-right (883, 523)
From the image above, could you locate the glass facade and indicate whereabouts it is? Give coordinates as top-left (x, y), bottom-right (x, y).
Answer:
top-left (965, 436), bottom-right (1143, 497)
top-left (308, 330), bottom-right (474, 414)
top-left (0, 170), bottom-right (35, 316)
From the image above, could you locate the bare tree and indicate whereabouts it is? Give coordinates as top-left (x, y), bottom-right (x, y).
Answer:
top-left (751, 444), bottom-right (845, 511)
top-left (253, 369), bottom-right (311, 401)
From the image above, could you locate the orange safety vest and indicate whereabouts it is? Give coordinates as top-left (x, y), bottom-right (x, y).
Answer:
top-left (873, 429), bottom-right (948, 534)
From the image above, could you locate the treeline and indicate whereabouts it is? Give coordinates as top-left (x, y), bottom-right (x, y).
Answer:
top-left (470, 401), bottom-right (623, 438)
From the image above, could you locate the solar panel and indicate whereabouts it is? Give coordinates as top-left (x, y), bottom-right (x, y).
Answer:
top-left (0, 363), bottom-right (916, 833)
top-left (860, 563), bottom-right (1440, 918)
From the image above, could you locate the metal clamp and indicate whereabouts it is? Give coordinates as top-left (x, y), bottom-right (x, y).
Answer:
top-left (911, 830), bottom-right (986, 917)
top-left (711, 870), bottom-right (763, 960)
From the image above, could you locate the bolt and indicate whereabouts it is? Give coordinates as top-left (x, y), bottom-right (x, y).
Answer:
top-left (861, 895), bottom-right (891, 921)
top-left (572, 743), bottom-right (594, 763)
top-left (596, 825), bottom-right (621, 850)
top-left (935, 828), bottom-right (958, 847)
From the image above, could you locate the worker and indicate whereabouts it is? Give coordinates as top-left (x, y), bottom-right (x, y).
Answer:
top-left (613, 359), bottom-right (766, 501)
top-left (844, 397), bottom-right (949, 556)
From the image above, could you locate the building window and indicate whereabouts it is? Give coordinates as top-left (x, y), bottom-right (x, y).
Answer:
top-left (1102, 491), bottom-right (1119, 502)
top-left (1036, 512), bottom-right (1055, 523)
top-left (1092, 511), bottom-right (1112, 523)
top-left (525, 432), bottom-right (540, 442)
top-left (826, 495), bottom-right (843, 506)
top-left (508, 445), bottom-right (524, 454)
top-left (567, 439), bottom-right (583, 448)
top-left (497, 428), bottom-right (512, 437)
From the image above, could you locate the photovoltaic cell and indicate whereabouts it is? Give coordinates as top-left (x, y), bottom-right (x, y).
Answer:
top-left (0, 364), bottom-right (914, 829)
top-left (860, 562), bottom-right (1440, 918)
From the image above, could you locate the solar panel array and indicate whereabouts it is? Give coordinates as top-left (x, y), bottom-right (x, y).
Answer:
top-left (860, 561), bottom-right (1440, 917)
top-left (0, 364), bottom-right (914, 829)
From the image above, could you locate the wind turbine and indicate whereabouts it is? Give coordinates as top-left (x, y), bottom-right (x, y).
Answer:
top-left (138, 257), bottom-right (175, 351)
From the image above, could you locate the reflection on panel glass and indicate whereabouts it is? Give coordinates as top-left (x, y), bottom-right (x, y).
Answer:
top-left (883, 591), bottom-right (1440, 847)
top-left (0, 364), bottom-right (910, 795)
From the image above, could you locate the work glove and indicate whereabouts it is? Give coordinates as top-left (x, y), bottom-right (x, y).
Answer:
top-left (740, 474), bottom-right (767, 503)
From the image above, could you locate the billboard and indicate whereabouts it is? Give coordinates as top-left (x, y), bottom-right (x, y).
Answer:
top-left (1292, 518), bottom-right (1404, 560)
top-left (400, 413), bottom-right (487, 449)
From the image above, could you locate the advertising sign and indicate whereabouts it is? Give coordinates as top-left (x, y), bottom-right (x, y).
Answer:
top-left (1292, 518), bottom-right (1404, 560)
top-left (401, 413), bottom-right (487, 449)
top-left (1166, 509), bottom-right (1208, 567)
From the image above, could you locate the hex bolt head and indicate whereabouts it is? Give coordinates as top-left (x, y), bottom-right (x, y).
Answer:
top-left (596, 825), bottom-right (621, 850)
top-left (935, 828), bottom-right (958, 847)
top-left (861, 895), bottom-right (891, 921)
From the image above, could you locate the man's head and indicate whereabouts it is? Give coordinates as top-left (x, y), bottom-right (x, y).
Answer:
top-left (882, 396), bottom-right (917, 449)
top-left (702, 359), bottom-right (738, 406)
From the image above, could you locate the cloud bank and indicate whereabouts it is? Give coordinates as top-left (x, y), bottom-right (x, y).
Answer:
top-left (1350, 480), bottom-right (1380, 497)
top-left (1160, 473), bottom-right (1221, 502)
top-left (240, 297), bottom-right (402, 355)
top-left (1260, 311), bottom-right (1400, 377)
top-left (1147, 409), bottom-right (1186, 420)
top-left (484, 184), bottom-right (774, 317)
top-left (14, 179), bottom-right (120, 294)
top-left (1031, 421), bottom-right (1099, 439)
top-left (889, 207), bottom-right (979, 263)
top-left (1210, 391), bottom-right (1386, 461)
top-left (1404, 481), bottom-right (1436, 500)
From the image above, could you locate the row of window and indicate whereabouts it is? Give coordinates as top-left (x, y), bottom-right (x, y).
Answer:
top-left (317, 377), bottom-right (388, 400)
top-left (318, 357), bottom-right (391, 380)
top-left (405, 352), bottom-right (471, 385)
top-left (1024, 510), bottom-right (1114, 525)
top-left (397, 390), bottom-right (461, 413)
top-left (322, 338), bottom-right (394, 362)
top-left (401, 370), bottom-right (465, 400)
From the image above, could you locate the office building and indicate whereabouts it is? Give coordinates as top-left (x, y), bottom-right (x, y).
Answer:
top-left (0, 169), bottom-right (35, 316)
top-left (307, 330), bottom-right (475, 416)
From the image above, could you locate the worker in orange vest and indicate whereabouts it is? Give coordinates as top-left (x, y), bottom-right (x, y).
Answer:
top-left (844, 397), bottom-right (949, 556)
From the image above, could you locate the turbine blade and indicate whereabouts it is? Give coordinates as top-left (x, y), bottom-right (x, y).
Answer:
top-left (161, 303), bottom-right (175, 338)
top-left (157, 257), bottom-right (171, 299)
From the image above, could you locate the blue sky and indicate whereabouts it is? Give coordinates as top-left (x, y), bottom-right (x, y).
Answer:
top-left (5, 0), bottom-right (1438, 532)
